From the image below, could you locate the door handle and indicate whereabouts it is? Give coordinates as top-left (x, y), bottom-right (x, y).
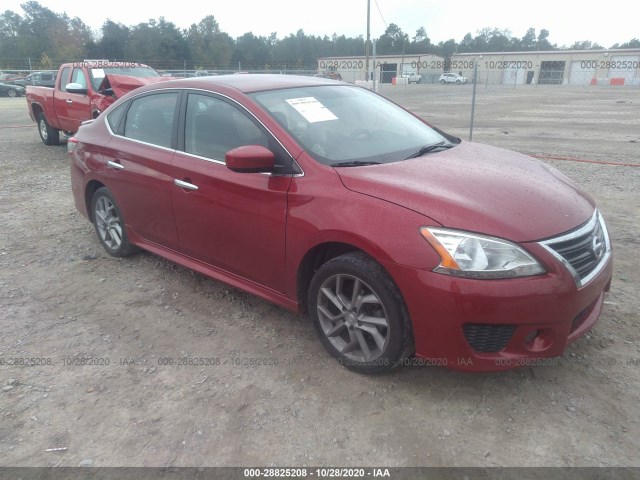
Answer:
top-left (107, 160), bottom-right (124, 170)
top-left (174, 179), bottom-right (198, 191)
top-left (66, 99), bottom-right (73, 104)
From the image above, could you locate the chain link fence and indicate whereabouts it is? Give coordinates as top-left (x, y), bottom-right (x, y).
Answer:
top-left (2, 58), bottom-right (638, 165)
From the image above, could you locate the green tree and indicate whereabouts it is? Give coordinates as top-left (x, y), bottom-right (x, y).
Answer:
top-left (611, 38), bottom-right (640, 49)
top-left (536, 29), bottom-right (555, 50)
top-left (232, 32), bottom-right (270, 68)
top-left (520, 28), bottom-right (537, 50)
top-left (19, 1), bottom-right (64, 59)
top-left (0, 10), bottom-right (25, 60)
top-left (125, 17), bottom-right (187, 67)
top-left (569, 40), bottom-right (603, 50)
top-left (376, 23), bottom-right (409, 54)
top-left (98, 21), bottom-right (130, 59)
top-left (407, 27), bottom-right (431, 54)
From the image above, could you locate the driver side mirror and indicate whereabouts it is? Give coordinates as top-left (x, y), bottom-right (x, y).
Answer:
top-left (225, 145), bottom-right (275, 173)
top-left (65, 82), bottom-right (88, 95)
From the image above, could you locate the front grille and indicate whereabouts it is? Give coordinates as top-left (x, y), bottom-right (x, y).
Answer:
top-left (463, 324), bottom-right (516, 353)
top-left (540, 211), bottom-right (610, 287)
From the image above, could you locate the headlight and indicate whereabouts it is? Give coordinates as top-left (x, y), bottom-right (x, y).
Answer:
top-left (420, 227), bottom-right (545, 279)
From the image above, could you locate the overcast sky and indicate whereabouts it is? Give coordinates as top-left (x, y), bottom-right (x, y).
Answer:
top-left (4, 0), bottom-right (638, 48)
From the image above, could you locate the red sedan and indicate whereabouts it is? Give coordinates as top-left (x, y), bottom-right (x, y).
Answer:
top-left (69, 75), bottom-right (612, 373)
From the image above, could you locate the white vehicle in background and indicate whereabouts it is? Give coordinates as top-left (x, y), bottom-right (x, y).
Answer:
top-left (439, 72), bottom-right (467, 84)
top-left (400, 72), bottom-right (422, 84)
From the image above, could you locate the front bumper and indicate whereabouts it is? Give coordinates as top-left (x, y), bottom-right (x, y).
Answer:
top-left (383, 244), bottom-right (613, 371)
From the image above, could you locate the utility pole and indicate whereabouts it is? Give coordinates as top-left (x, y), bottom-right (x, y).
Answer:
top-left (365, 0), bottom-right (371, 81)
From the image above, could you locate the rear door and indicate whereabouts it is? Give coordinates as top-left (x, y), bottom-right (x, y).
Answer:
top-left (170, 92), bottom-right (292, 292)
top-left (101, 91), bottom-right (180, 249)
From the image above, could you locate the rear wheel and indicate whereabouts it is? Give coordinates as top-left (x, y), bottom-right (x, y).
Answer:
top-left (308, 252), bottom-right (413, 374)
top-left (37, 112), bottom-right (59, 146)
top-left (91, 187), bottom-right (138, 257)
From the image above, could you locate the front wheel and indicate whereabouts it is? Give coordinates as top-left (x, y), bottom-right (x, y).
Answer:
top-left (37, 112), bottom-right (59, 146)
top-left (91, 187), bottom-right (138, 257)
top-left (7, 89), bottom-right (18, 98)
top-left (440, 79), bottom-right (446, 84)
top-left (308, 252), bottom-right (413, 374)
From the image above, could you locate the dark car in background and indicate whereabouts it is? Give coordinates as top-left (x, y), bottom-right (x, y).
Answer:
top-left (0, 73), bottom-right (26, 84)
top-left (69, 75), bottom-right (612, 374)
top-left (14, 71), bottom-right (58, 88)
top-left (0, 82), bottom-right (25, 97)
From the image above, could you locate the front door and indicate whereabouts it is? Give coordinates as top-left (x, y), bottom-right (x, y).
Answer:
top-left (170, 93), bottom-right (291, 292)
top-left (54, 67), bottom-right (92, 132)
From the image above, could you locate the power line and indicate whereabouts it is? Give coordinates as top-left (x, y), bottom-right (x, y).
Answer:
top-left (373, 0), bottom-right (388, 29)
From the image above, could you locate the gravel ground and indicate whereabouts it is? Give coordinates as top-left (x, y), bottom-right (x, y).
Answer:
top-left (0, 85), bottom-right (639, 468)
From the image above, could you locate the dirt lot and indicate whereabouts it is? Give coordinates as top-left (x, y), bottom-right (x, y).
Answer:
top-left (0, 85), bottom-right (639, 468)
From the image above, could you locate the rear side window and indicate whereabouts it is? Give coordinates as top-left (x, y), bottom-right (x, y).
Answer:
top-left (123, 93), bottom-right (178, 148)
top-left (106, 102), bottom-right (127, 134)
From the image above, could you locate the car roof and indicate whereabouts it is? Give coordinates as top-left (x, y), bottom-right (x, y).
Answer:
top-left (153, 74), bottom-right (345, 94)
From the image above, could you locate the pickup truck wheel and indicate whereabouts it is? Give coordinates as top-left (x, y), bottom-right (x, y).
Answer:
top-left (38, 112), bottom-right (60, 146)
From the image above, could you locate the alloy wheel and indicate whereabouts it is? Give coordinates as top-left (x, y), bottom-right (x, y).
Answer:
top-left (94, 196), bottom-right (123, 250)
top-left (316, 274), bottom-right (390, 362)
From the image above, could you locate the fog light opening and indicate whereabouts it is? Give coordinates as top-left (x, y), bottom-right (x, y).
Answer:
top-left (524, 328), bottom-right (553, 352)
top-left (524, 330), bottom-right (539, 345)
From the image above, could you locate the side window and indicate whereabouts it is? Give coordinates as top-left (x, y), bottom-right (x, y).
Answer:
top-left (123, 93), bottom-right (178, 148)
top-left (71, 68), bottom-right (87, 89)
top-left (59, 67), bottom-right (71, 92)
top-left (106, 101), bottom-right (128, 134)
top-left (184, 93), bottom-right (269, 161)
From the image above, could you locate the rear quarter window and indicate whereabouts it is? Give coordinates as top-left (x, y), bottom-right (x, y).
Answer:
top-left (106, 102), bottom-right (128, 134)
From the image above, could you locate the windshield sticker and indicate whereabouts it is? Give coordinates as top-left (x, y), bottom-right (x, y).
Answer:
top-left (285, 97), bottom-right (338, 123)
top-left (92, 68), bottom-right (106, 79)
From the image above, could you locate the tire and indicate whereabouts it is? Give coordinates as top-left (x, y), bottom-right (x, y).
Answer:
top-left (37, 112), bottom-right (59, 146)
top-left (91, 187), bottom-right (138, 257)
top-left (440, 79), bottom-right (446, 84)
top-left (308, 252), bottom-right (413, 374)
top-left (456, 80), bottom-right (461, 85)
top-left (7, 89), bottom-right (17, 98)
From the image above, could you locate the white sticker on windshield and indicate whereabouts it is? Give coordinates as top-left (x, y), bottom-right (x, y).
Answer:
top-left (92, 68), bottom-right (105, 78)
top-left (286, 97), bottom-right (338, 123)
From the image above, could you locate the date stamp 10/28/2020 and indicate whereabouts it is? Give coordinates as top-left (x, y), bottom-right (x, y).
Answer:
top-left (0, 355), bottom-right (635, 370)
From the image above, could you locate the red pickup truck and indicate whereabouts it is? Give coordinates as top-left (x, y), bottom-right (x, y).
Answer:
top-left (27, 61), bottom-right (166, 145)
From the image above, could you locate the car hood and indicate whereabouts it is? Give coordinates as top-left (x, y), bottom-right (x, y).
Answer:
top-left (100, 74), bottom-right (170, 98)
top-left (335, 141), bottom-right (595, 242)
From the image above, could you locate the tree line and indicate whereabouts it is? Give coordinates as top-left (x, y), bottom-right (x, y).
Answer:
top-left (1, 1), bottom-right (639, 71)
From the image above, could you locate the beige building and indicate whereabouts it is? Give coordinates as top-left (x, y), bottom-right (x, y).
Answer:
top-left (317, 53), bottom-right (444, 84)
top-left (451, 49), bottom-right (640, 85)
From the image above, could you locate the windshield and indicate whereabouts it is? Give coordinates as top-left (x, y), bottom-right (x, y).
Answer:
top-left (89, 67), bottom-right (160, 90)
top-left (250, 85), bottom-right (453, 166)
